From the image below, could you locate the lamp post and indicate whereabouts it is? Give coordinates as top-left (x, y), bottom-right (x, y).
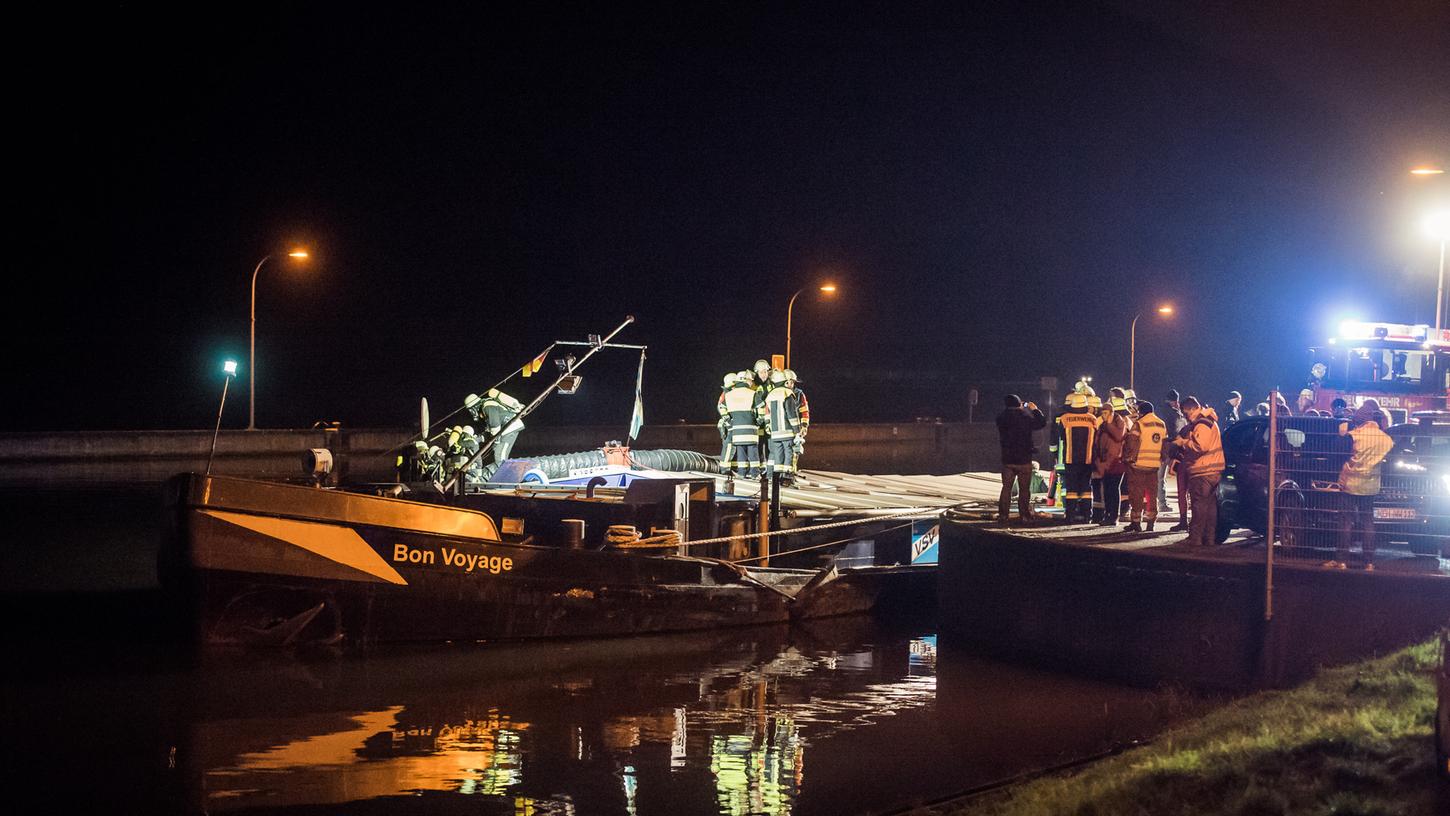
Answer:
top-left (1129, 304), bottom-right (1174, 392)
top-left (1424, 212), bottom-right (1449, 331)
top-left (785, 283), bottom-right (837, 370)
top-left (248, 249), bottom-right (309, 430)
top-left (207, 360), bottom-right (239, 475)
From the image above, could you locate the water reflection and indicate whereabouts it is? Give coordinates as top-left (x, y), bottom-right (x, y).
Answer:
top-left (164, 618), bottom-right (1197, 814)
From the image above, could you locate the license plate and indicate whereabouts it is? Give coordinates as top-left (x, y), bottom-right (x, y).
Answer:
top-left (1373, 507), bottom-right (1416, 521)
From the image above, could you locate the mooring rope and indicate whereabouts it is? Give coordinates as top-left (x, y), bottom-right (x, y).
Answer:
top-left (608, 503), bottom-right (963, 552)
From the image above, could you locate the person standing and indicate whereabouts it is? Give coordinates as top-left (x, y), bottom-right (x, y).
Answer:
top-left (1171, 396), bottom-right (1225, 546)
top-left (784, 369), bottom-right (810, 474)
top-left (1325, 401), bottom-right (1394, 570)
top-left (1159, 389), bottom-right (1186, 520)
top-left (716, 372), bottom-right (740, 462)
top-left (1221, 391), bottom-right (1242, 428)
top-left (1087, 394), bottom-right (1107, 522)
top-left (996, 394), bottom-right (1046, 522)
top-left (1122, 400), bottom-right (1166, 532)
top-left (762, 369), bottom-right (802, 485)
top-left (721, 374), bottom-right (762, 476)
top-left (1055, 392), bottom-right (1101, 523)
top-left (1093, 397), bottom-right (1129, 526)
top-left (750, 360), bottom-right (772, 471)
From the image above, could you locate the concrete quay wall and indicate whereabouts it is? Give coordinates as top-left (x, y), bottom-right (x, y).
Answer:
top-left (0, 422), bottom-right (1004, 486)
top-left (939, 519), bottom-right (1450, 690)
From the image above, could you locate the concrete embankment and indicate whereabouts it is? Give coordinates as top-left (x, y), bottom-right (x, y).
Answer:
top-left (939, 518), bottom-right (1450, 690)
top-left (0, 421), bottom-right (1003, 486)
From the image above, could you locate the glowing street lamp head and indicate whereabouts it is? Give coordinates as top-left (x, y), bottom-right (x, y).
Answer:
top-left (1157, 304), bottom-right (1174, 316)
top-left (819, 283), bottom-right (838, 294)
top-left (1424, 211), bottom-right (1450, 242)
top-left (1410, 167), bottom-right (1445, 176)
top-left (223, 360), bottom-right (238, 376)
top-left (287, 248), bottom-right (310, 260)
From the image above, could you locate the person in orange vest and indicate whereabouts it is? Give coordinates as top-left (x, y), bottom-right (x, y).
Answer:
top-left (1171, 396), bottom-right (1225, 546)
top-left (1121, 400), bottom-right (1166, 532)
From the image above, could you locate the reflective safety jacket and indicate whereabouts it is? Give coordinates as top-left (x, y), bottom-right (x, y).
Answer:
top-left (1124, 413), bottom-right (1166, 470)
top-left (793, 388), bottom-right (811, 437)
top-left (722, 385), bottom-right (763, 445)
top-left (763, 385), bottom-right (801, 440)
top-left (1055, 409), bottom-right (1100, 466)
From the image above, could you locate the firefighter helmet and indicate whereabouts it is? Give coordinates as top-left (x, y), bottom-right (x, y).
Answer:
top-left (1088, 395), bottom-right (1103, 410)
top-left (784, 368), bottom-right (798, 383)
top-left (1110, 397), bottom-right (1128, 413)
top-left (464, 393), bottom-right (482, 410)
top-left (753, 359), bottom-right (770, 374)
top-left (769, 369), bottom-right (787, 385)
top-left (1066, 393), bottom-right (1089, 409)
top-left (722, 373), bottom-right (737, 388)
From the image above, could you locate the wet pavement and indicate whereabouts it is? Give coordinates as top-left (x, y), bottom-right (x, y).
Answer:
top-left (3, 614), bottom-right (1211, 815)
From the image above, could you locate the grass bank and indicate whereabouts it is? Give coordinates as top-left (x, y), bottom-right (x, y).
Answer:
top-left (929, 639), bottom-right (1446, 816)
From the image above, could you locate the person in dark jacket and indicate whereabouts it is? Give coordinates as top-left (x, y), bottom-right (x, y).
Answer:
top-left (996, 394), bottom-right (1047, 522)
top-left (1221, 391), bottom-right (1242, 428)
top-left (1159, 389), bottom-right (1186, 517)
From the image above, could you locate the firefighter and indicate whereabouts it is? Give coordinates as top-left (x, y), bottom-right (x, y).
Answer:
top-left (444, 425), bottom-right (484, 484)
top-left (407, 439), bottom-right (445, 483)
top-left (763, 369), bottom-right (802, 485)
top-left (721, 372), bottom-right (763, 476)
top-left (716, 372), bottom-right (739, 462)
top-left (1055, 392), bottom-right (1101, 523)
top-left (1087, 394), bottom-right (1106, 523)
top-left (752, 359), bottom-right (772, 389)
top-left (784, 369), bottom-right (810, 474)
top-left (465, 389), bottom-right (526, 465)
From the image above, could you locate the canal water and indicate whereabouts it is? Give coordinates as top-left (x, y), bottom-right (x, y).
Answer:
top-left (4, 613), bottom-right (1208, 816)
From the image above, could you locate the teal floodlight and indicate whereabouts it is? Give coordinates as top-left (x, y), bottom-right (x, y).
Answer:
top-left (208, 360), bottom-right (240, 474)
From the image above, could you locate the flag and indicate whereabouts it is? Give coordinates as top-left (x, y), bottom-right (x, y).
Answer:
top-left (628, 350), bottom-right (646, 441)
top-left (521, 346), bottom-right (550, 378)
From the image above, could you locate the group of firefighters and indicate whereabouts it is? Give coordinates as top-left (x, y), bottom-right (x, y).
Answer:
top-left (408, 388), bottom-right (527, 485)
top-left (716, 359), bottom-right (812, 484)
top-left (1034, 381), bottom-right (1224, 547)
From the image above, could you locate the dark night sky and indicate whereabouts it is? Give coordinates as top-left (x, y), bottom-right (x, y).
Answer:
top-left (6, 2), bottom-right (1447, 433)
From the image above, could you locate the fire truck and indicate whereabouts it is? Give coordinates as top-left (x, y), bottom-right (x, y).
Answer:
top-left (1305, 321), bottom-right (1450, 425)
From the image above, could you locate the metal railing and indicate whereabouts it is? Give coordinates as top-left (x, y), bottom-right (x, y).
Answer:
top-left (1266, 390), bottom-right (1449, 577)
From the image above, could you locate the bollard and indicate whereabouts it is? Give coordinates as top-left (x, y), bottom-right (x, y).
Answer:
top-left (757, 467), bottom-right (771, 567)
top-left (561, 518), bottom-right (586, 550)
top-left (726, 515), bottom-right (749, 562)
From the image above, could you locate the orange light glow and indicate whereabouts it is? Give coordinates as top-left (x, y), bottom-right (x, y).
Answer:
top-left (819, 284), bottom-right (838, 293)
top-left (1410, 167), bottom-right (1445, 176)
top-left (288, 249), bottom-right (310, 259)
top-left (1157, 305), bottom-right (1174, 315)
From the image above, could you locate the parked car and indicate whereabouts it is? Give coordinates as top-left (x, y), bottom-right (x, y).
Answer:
top-left (1215, 414), bottom-right (1450, 556)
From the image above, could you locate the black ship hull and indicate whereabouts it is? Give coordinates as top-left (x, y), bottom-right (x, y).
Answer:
top-left (161, 474), bottom-right (930, 649)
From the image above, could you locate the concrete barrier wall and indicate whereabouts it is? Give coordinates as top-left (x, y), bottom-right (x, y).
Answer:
top-left (0, 422), bottom-right (1007, 486)
top-left (939, 518), bottom-right (1450, 690)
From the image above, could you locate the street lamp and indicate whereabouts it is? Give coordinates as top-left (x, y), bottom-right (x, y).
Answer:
top-left (1129, 304), bottom-right (1174, 392)
top-left (1410, 167), bottom-right (1445, 176)
top-left (785, 283), bottom-right (837, 370)
top-left (1424, 212), bottom-right (1450, 331)
top-left (248, 249), bottom-right (310, 430)
top-left (207, 360), bottom-right (239, 475)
